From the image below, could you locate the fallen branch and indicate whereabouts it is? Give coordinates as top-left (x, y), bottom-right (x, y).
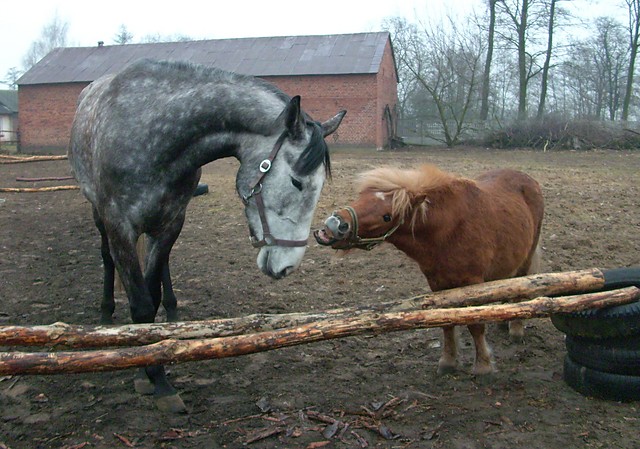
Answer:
top-left (0, 287), bottom-right (636, 375)
top-left (16, 176), bottom-right (74, 182)
top-left (0, 268), bottom-right (606, 348)
top-left (0, 185), bottom-right (79, 193)
top-left (0, 155), bottom-right (67, 164)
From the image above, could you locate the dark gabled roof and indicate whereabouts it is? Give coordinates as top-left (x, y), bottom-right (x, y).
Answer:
top-left (18, 32), bottom-right (392, 85)
top-left (0, 90), bottom-right (18, 114)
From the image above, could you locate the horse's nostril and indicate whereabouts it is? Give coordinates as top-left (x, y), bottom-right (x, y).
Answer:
top-left (338, 221), bottom-right (349, 233)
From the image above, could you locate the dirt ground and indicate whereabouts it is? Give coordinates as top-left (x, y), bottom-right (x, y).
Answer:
top-left (1, 147), bottom-right (639, 449)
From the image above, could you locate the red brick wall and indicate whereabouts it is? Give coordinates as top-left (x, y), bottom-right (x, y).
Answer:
top-left (18, 41), bottom-right (397, 151)
top-left (267, 73), bottom-right (379, 147)
top-left (18, 83), bottom-right (87, 153)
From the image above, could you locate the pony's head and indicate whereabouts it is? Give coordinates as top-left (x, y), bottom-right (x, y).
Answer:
top-left (237, 96), bottom-right (345, 278)
top-left (314, 165), bottom-right (450, 250)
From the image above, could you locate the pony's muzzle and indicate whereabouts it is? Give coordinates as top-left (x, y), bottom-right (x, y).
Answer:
top-left (314, 214), bottom-right (350, 246)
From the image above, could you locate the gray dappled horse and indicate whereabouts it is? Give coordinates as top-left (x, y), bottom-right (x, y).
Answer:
top-left (68, 59), bottom-right (345, 412)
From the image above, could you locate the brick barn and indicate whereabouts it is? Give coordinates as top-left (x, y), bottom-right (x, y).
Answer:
top-left (17, 32), bottom-right (398, 153)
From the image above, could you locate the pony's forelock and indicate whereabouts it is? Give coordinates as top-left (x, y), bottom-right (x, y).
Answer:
top-left (357, 165), bottom-right (454, 229)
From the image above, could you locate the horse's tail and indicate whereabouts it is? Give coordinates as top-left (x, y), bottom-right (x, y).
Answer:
top-left (114, 235), bottom-right (147, 294)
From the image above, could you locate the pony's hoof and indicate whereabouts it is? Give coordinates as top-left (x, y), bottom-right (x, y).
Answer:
top-left (165, 310), bottom-right (179, 323)
top-left (509, 333), bottom-right (525, 343)
top-left (437, 363), bottom-right (458, 376)
top-left (134, 376), bottom-right (155, 395)
top-left (155, 394), bottom-right (188, 413)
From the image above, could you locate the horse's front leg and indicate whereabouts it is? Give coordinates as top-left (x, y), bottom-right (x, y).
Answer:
top-left (110, 227), bottom-right (186, 413)
top-left (437, 326), bottom-right (459, 375)
top-left (467, 323), bottom-right (495, 376)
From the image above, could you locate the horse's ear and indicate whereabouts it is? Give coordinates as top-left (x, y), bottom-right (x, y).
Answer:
top-left (321, 110), bottom-right (347, 137)
top-left (278, 95), bottom-right (305, 139)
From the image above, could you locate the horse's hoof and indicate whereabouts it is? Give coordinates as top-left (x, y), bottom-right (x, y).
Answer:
top-left (165, 310), bottom-right (179, 322)
top-left (134, 373), bottom-right (155, 395)
top-left (99, 316), bottom-right (114, 325)
top-left (155, 393), bottom-right (188, 413)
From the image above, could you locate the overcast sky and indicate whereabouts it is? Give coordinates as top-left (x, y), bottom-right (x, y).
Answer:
top-left (1, 0), bottom-right (625, 86)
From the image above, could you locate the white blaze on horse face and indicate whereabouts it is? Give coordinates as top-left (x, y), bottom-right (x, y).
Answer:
top-left (237, 134), bottom-right (327, 279)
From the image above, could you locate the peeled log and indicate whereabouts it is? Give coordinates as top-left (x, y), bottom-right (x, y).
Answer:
top-left (0, 268), bottom-right (606, 349)
top-left (0, 185), bottom-right (79, 193)
top-left (0, 287), bottom-right (636, 376)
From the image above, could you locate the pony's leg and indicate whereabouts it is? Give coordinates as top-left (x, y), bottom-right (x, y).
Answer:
top-left (509, 244), bottom-right (542, 341)
top-left (92, 208), bottom-right (116, 324)
top-left (437, 326), bottom-right (459, 375)
top-left (467, 323), bottom-right (494, 376)
top-left (108, 225), bottom-right (186, 413)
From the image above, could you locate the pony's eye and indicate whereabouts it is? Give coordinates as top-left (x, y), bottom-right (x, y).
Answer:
top-left (383, 214), bottom-right (392, 222)
top-left (291, 177), bottom-right (303, 191)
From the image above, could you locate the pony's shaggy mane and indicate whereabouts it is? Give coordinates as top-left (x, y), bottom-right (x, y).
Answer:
top-left (357, 164), bottom-right (457, 229)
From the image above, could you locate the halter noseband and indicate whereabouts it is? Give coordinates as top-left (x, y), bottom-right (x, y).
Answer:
top-left (242, 131), bottom-right (308, 248)
top-left (336, 206), bottom-right (403, 251)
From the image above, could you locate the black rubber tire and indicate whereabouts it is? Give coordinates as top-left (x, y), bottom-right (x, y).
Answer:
top-left (193, 183), bottom-right (209, 197)
top-left (563, 355), bottom-right (640, 402)
top-left (565, 335), bottom-right (640, 376)
top-left (550, 267), bottom-right (640, 339)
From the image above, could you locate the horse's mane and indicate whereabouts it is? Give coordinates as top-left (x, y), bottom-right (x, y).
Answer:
top-left (357, 164), bottom-right (457, 228)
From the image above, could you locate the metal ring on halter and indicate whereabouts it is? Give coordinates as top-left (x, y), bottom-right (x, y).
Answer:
top-left (259, 160), bottom-right (271, 173)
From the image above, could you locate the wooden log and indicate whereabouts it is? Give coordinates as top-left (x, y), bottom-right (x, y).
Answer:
top-left (0, 155), bottom-right (68, 164)
top-left (0, 185), bottom-right (79, 193)
top-left (0, 268), bottom-right (607, 349)
top-left (16, 176), bottom-right (75, 182)
top-left (0, 287), bottom-right (636, 376)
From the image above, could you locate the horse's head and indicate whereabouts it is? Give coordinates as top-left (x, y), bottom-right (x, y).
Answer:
top-left (237, 96), bottom-right (345, 279)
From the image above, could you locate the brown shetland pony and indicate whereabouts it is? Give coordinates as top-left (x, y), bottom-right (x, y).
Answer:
top-left (314, 164), bottom-right (544, 376)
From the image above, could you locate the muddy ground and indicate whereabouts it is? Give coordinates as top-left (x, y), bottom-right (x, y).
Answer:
top-left (0, 147), bottom-right (639, 449)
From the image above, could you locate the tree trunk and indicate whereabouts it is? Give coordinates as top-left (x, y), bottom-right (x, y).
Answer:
top-left (537, 0), bottom-right (556, 119)
top-left (0, 268), bottom-right (606, 349)
top-left (0, 287), bottom-right (636, 376)
top-left (480, 0), bottom-right (497, 121)
top-left (622, 0), bottom-right (640, 120)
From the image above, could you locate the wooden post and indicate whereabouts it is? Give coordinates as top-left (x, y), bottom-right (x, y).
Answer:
top-left (0, 287), bottom-right (636, 376)
top-left (0, 268), bottom-right (607, 349)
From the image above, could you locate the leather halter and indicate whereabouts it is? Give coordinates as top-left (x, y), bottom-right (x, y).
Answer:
top-left (241, 131), bottom-right (309, 248)
top-left (335, 206), bottom-right (403, 251)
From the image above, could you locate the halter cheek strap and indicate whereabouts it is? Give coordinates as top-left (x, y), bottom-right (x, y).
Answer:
top-left (242, 131), bottom-right (308, 248)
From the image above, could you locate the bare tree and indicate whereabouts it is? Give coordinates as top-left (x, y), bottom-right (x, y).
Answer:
top-left (399, 16), bottom-right (485, 146)
top-left (22, 13), bottom-right (69, 70)
top-left (2, 67), bottom-right (23, 90)
top-left (622, 0), bottom-right (640, 120)
top-left (113, 25), bottom-right (134, 45)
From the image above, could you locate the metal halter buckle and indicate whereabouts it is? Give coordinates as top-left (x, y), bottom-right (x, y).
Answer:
top-left (259, 159), bottom-right (271, 173)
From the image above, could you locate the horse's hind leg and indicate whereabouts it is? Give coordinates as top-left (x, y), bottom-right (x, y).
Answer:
top-left (92, 208), bottom-right (116, 324)
top-left (161, 263), bottom-right (178, 322)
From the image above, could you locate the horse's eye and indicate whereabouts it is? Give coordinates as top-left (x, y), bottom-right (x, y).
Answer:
top-left (291, 177), bottom-right (303, 191)
top-left (383, 214), bottom-right (392, 222)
